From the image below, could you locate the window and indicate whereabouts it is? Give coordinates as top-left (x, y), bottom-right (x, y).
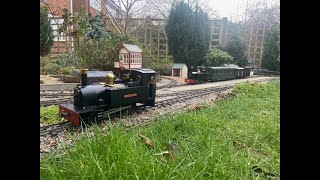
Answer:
top-left (49, 14), bottom-right (66, 42)
top-left (212, 34), bottom-right (219, 39)
top-left (123, 54), bottom-right (128, 64)
top-left (106, 0), bottom-right (117, 17)
top-left (213, 28), bottom-right (220, 33)
top-left (212, 41), bottom-right (219, 45)
top-left (90, 0), bottom-right (94, 7)
top-left (90, 0), bottom-right (101, 11)
top-left (119, 55), bottom-right (124, 64)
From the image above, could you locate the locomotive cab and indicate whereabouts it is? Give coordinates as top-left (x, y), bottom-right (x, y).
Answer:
top-left (119, 69), bottom-right (157, 106)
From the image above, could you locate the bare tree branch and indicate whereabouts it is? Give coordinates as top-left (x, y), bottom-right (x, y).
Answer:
top-left (40, 0), bottom-right (64, 24)
top-left (94, 0), bottom-right (123, 33)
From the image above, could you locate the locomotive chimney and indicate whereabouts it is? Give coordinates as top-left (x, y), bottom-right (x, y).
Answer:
top-left (80, 69), bottom-right (88, 86)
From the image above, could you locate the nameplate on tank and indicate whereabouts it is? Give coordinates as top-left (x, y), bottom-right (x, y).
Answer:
top-left (124, 93), bottom-right (138, 98)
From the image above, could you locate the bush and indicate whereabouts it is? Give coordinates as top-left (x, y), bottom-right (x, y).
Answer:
top-left (58, 67), bottom-right (79, 76)
top-left (203, 48), bottom-right (234, 66)
top-left (40, 54), bottom-right (82, 75)
top-left (78, 33), bottom-right (138, 70)
top-left (146, 62), bottom-right (172, 76)
top-left (42, 63), bottom-right (60, 75)
top-left (143, 54), bottom-right (173, 76)
top-left (40, 56), bottom-right (50, 67)
top-left (56, 53), bottom-right (83, 68)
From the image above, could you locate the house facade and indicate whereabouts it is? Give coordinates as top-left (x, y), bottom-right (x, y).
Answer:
top-left (41, 0), bottom-right (117, 58)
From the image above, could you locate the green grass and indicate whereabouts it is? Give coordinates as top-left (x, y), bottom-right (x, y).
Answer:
top-left (40, 105), bottom-right (63, 125)
top-left (40, 80), bottom-right (280, 179)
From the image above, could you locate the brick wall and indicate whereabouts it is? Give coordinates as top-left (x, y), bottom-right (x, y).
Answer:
top-left (46, 0), bottom-right (70, 16)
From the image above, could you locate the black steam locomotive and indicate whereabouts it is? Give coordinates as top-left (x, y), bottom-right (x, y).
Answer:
top-left (59, 68), bottom-right (157, 126)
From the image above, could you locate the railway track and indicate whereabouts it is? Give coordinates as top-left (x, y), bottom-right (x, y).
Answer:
top-left (40, 121), bottom-right (72, 136)
top-left (40, 77), bottom-right (180, 97)
top-left (40, 93), bottom-right (73, 98)
top-left (41, 78), bottom-right (277, 136)
top-left (40, 77), bottom-right (181, 107)
top-left (39, 77), bottom-right (277, 107)
top-left (40, 98), bottom-right (73, 107)
top-left (40, 84), bottom-right (234, 137)
top-left (40, 105), bottom-right (132, 136)
top-left (156, 77), bottom-right (178, 89)
top-left (155, 85), bottom-right (233, 107)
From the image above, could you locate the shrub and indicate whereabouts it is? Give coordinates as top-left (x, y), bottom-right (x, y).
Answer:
top-left (203, 48), bottom-right (234, 66)
top-left (40, 56), bottom-right (50, 67)
top-left (42, 63), bottom-right (60, 75)
top-left (146, 62), bottom-right (172, 76)
top-left (77, 33), bottom-right (138, 70)
top-left (143, 55), bottom-right (174, 76)
top-left (58, 67), bottom-right (79, 76)
top-left (56, 53), bottom-right (83, 68)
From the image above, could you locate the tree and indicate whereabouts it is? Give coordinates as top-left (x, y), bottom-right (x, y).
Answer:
top-left (147, 0), bottom-right (217, 19)
top-left (86, 13), bottom-right (110, 40)
top-left (165, 2), bottom-right (210, 67)
top-left (261, 28), bottom-right (280, 71)
top-left (56, 8), bottom-right (137, 70)
top-left (224, 34), bottom-right (247, 67)
top-left (189, 7), bottom-right (211, 66)
top-left (97, 0), bottom-right (148, 34)
top-left (77, 33), bottom-right (138, 70)
top-left (165, 2), bottom-right (193, 65)
top-left (203, 48), bottom-right (234, 66)
top-left (243, 0), bottom-right (279, 26)
top-left (40, 6), bottom-right (54, 56)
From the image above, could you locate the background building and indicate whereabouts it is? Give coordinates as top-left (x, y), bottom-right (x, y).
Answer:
top-left (41, 0), bottom-right (279, 68)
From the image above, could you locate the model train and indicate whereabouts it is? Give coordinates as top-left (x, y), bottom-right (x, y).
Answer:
top-left (185, 66), bottom-right (252, 85)
top-left (59, 68), bottom-right (157, 126)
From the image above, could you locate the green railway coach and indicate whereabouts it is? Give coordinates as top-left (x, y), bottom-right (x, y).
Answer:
top-left (205, 67), bottom-right (239, 81)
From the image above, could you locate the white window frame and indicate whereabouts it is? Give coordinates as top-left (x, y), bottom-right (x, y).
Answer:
top-left (124, 54), bottom-right (128, 64)
top-left (48, 14), bottom-right (66, 42)
top-left (90, 0), bottom-right (101, 12)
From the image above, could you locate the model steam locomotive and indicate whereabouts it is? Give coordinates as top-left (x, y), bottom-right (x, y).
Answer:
top-left (59, 68), bottom-right (157, 126)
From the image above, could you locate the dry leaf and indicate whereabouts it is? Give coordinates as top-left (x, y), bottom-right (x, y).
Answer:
top-left (154, 150), bottom-right (176, 160)
top-left (233, 141), bottom-right (245, 149)
top-left (169, 141), bottom-right (178, 153)
top-left (190, 105), bottom-right (206, 111)
top-left (252, 166), bottom-right (278, 179)
top-left (138, 134), bottom-right (154, 148)
top-left (80, 161), bottom-right (84, 169)
top-left (154, 151), bottom-right (170, 156)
